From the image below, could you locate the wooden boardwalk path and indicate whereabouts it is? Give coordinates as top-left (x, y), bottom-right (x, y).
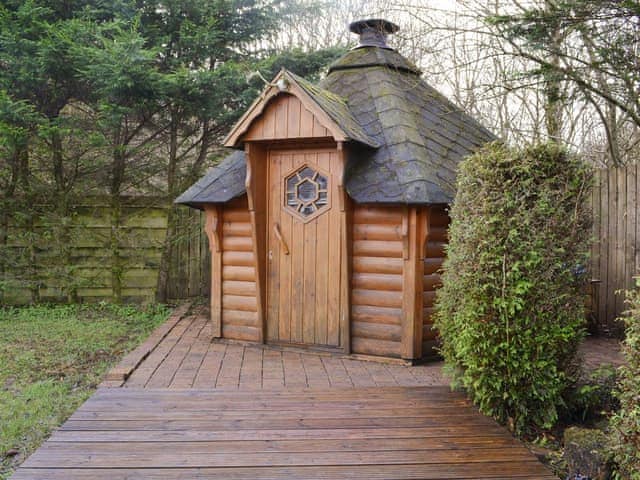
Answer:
top-left (11, 306), bottom-right (556, 479)
top-left (13, 386), bottom-right (555, 479)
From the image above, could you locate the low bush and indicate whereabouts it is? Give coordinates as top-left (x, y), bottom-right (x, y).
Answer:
top-left (610, 284), bottom-right (640, 479)
top-left (434, 142), bottom-right (592, 435)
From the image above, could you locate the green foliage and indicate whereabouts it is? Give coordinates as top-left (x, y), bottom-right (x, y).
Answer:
top-left (434, 142), bottom-right (592, 435)
top-left (0, 0), bottom-right (341, 303)
top-left (610, 283), bottom-right (640, 480)
top-left (563, 365), bottom-right (618, 423)
top-left (0, 303), bottom-right (169, 479)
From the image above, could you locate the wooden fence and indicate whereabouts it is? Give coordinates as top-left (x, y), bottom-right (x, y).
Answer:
top-left (166, 206), bottom-right (210, 300)
top-left (591, 165), bottom-right (639, 335)
top-left (0, 197), bottom-right (209, 305)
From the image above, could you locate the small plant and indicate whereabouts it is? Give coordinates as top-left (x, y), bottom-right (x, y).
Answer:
top-left (435, 142), bottom-right (592, 436)
top-left (563, 365), bottom-right (618, 423)
top-left (610, 282), bottom-right (640, 480)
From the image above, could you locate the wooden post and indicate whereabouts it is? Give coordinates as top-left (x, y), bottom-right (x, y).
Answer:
top-left (337, 142), bottom-right (352, 354)
top-left (401, 206), bottom-right (424, 360)
top-left (204, 205), bottom-right (222, 338)
top-left (245, 143), bottom-right (268, 343)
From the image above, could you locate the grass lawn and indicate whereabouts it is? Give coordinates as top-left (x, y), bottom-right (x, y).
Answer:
top-left (0, 303), bottom-right (170, 479)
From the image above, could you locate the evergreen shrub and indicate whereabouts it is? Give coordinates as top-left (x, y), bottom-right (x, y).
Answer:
top-left (610, 283), bottom-right (640, 479)
top-left (434, 142), bottom-right (592, 435)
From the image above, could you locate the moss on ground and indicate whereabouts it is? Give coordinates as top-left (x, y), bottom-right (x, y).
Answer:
top-left (0, 303), bottom-right (169, 479)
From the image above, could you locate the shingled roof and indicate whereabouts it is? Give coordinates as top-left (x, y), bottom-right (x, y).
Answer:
top-left (176, 19), bottom-right (495, 207)
top-left (320, 47), bottom-right (495, 203)
top-left (174, 150), bottom-right (246, 209)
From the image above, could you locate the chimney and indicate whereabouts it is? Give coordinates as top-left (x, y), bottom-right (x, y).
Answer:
top-left (349, 19), bottom-right (399, 50)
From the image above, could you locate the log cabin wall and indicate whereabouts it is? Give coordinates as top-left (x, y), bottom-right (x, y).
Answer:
top-left (351, 205), bottom-right (405, 358)
top-left (423, 205), bottom-right (449, 356)
top-left (205, 196), bottom-right (261, 343)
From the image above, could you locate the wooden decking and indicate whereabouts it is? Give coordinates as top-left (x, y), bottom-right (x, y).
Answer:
top-left (14, 386), bottom-right (555, 479)
top-left (103, 305), bottom-right (447, 389)
top-left (11, 305), bottom-right (556, 479)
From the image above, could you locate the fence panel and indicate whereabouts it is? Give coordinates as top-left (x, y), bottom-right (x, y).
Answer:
top-left (592, 165), bottom-right (639, 335)
top-left (166, 207), bottom-right (210, 300)
top-left (0, 198), bottom-right (211, 305)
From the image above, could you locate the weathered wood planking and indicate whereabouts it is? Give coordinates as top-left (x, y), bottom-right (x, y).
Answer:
top-left (2, 198), bottom-right (210, 304)
top-left (14, 386), bottom-right (555, 480)
top-left (109, 309), bottom-right (448, 389)
top-left (591, 165), bottom-right (639, 334)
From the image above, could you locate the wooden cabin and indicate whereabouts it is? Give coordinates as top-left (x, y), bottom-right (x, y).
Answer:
top-left (176, 19), bottom-right (494, 361)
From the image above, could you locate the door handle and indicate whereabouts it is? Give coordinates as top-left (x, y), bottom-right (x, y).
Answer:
top-left (273, 223), bottom-right (289, 255)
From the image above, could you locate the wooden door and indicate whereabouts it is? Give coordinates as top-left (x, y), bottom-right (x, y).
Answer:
top-left (266, 148), bottom-right (342, 347)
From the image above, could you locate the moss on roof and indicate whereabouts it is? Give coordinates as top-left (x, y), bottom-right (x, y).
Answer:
top-left (286, 71), bottom-right (379, 148)
top-left (318, 52), bottom-right (495, 204)
top-left (177, 44), bottom-right (496, 206)
top-left (328, 47), bottom-right (421, 75)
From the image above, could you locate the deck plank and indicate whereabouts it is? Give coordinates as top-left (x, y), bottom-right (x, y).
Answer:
top-left (11, 465), bottom-right (559, 480)
top-left (192, 342), bottom-right (226, 388)
top-left (110, 310), bottom-right (448, 389)
top-left (125, 315), bottom-right (197, 388)
top-left (14, 386), bottom-right (555, 479)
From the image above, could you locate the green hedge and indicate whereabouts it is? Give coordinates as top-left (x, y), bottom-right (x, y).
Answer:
top-left (435, 142), bottom-right (592, 435)
top-left (610, 283), bottom-right (640, 479)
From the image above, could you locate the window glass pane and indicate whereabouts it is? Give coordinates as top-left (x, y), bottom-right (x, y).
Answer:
top-left (316, 174), bottom-right (328, 190)
top-left (297, 180), bottom-right (317, 202)
top-left (299, 167), bottom-right (314, 179)
top-left (286, 176), bottom-right (297, 192)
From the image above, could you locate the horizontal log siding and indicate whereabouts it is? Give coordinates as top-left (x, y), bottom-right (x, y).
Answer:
top-left (221, 198), bottom-right (260, 342)
top-left (351, 206), bottom-right (404, 358)
top-left (423, 205), bottom-right (449, 356)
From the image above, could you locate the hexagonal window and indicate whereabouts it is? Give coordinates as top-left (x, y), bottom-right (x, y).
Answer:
top-left (284, 165), bottom-right (329, 220)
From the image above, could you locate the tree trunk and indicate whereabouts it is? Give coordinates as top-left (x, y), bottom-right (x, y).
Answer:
top-left (51, 129), bottom-right (78, 302)
top-left (16, 146), bottom-right (40, 303)
top-left (544, 1), bottom-right (563, 141)
top-left (156, 205), bottom-right (177, 302)
top-left (110, 193), bottom-right (123, 303)
top-left (156, 116), bottom-right (179, 303)
top-left (110, 133), bottom-right (126, 304)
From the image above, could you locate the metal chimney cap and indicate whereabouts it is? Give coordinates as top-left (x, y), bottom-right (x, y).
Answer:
top-left (349, 19), bottom-right (399, 50)
top-left (349, 19), bottom-right (399, 35)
